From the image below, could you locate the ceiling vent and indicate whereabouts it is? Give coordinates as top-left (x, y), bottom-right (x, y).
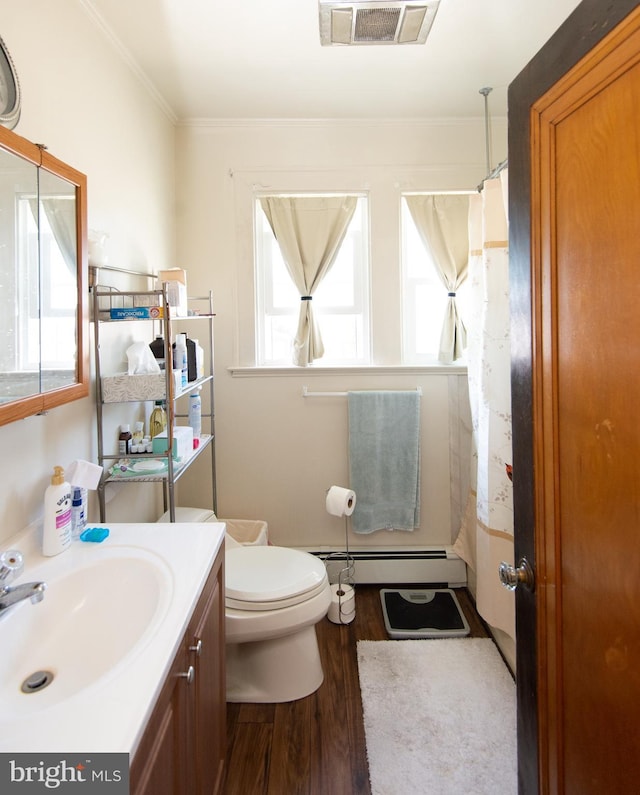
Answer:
top-left (319, 1), bottom-right (440, 46)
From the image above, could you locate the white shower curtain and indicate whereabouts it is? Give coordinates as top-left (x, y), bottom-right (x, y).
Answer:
top-left (454, 172), bottom-right (515, 639)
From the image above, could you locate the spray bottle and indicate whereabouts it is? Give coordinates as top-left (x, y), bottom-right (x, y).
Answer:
top-left (188, 387), bottom-right (202, 447)
top-left (71, 487), bottom-right (87, 540)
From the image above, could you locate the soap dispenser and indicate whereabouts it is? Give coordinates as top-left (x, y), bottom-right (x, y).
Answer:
top-left (43, 465), bottom-right (73, 556)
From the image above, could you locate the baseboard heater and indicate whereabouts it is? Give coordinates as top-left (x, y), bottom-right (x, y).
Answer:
top-left (302, 546), bottom-right (467, 587)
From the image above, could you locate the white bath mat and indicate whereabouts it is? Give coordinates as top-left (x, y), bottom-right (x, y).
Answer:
top-left (357, 638), bottom-right (517, 795)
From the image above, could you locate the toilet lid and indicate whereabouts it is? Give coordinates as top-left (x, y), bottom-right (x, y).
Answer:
top-left (225, 546), bottom-right (327, 606)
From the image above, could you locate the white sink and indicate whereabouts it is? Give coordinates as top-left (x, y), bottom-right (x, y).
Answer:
top-left (0, 549), bottom-right (172, 715)
top-left (0, 521), bottom-right (225, 754)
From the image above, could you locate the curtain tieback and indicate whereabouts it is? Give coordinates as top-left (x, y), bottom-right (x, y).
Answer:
top-left (448, 292), bottom-right (456, 297)
top-left (301, 295), bottom-right (313, 301)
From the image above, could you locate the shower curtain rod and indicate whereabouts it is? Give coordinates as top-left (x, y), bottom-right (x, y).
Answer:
top-left (477, 158), bottom-right (508, 193)
top-left (302, 386), bottom-right (423, 398)
top-left (477, 86), bottom-right (508, 192)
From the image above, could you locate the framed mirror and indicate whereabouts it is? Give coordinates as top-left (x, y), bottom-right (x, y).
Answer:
top-left (0, 125), bottom-right (88, 425)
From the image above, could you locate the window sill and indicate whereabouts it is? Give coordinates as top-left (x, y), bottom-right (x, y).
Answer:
top-left (228, 364), bottom-right (468, 377)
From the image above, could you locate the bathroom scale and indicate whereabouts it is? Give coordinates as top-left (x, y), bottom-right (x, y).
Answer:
top-left (380, 588), bottom-right (470, 639)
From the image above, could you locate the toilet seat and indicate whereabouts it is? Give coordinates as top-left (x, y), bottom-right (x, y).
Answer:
top-left (225, 546), bottom-right (328, 611)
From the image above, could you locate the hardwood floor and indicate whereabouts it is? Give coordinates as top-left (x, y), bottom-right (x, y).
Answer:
top-left (224, 586), bottom-right (490, 794)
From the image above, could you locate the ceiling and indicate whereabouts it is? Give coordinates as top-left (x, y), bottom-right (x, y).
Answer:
top-left (84, 0), bottom-right (582, 122)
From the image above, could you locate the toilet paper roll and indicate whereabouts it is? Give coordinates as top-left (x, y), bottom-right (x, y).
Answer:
top-left (325, 485), bottom-right (356, 517)
top-left (327, 583), bottom-right (356, 624)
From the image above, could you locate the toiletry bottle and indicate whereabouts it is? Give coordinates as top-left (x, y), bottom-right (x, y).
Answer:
top-left (186, 336), bottom-right (197, 382)
top-left (119, 424), bottom-right (132, 454)
top-left (71, 486), bottom-right (86, 539)
top-left (192, 338), bottom-right (204, 379)
top-left (149, 334), bottom-right (165, 370)
top-left (173, 333), bottom-right (188, 389)
top-left (188, 387), bottom-right (202, 447)
top-left (43, 466), bottom-right (72, 556)
top-left (149, 401), bottom-right (167, 438)
top-left (132, 421), bottom-right (144, 446)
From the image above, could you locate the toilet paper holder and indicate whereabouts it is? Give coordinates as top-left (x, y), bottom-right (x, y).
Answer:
top-left (327, 578), bottom-right (356, 624)
top-left (325, 547), bottom-right (355, 591)
top-left (324, 486), bottom-right (356, 588)
top-left (324, 486), bottom-right (356, 624)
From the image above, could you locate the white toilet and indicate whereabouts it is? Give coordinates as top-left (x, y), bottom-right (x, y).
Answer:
top-left (157, 508), bottom-right (331, 702)
top-left (225, 544), bottom-right (331, 702)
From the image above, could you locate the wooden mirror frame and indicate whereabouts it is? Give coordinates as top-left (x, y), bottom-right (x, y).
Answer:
top-left (0, 125), bottom-right (88, 426)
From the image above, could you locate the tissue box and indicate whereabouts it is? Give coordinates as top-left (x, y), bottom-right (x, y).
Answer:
top-left (101, 373), bottom-right (166, 402)
top-left (152, 426), bottom-right (194, 460)
top-left (101, 371), bottom-right (182, 402)
top-left (158, 268), bottom-right (188, 317)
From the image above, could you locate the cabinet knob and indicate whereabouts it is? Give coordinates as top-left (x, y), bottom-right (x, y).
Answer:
top-left (179, 665), bottom-right (195, 685)
top-left (189, 638), bottom-right (203, 657)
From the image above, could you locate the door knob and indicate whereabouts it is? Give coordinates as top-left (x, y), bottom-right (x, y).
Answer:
top-left (498, 557), bottom-right (535, 592)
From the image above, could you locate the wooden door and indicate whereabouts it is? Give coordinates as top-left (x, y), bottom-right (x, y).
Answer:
top-left (509, 1), bottom-right (640, 793)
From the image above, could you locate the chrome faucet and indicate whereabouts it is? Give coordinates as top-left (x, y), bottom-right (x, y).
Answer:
top-left (0, 549), bottom-right (47, 615)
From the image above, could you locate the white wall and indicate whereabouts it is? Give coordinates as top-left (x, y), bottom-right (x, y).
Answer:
top-left (175, 119), bottom-right (507, 551)
top-left (0, 0), bottom-right (510, 575)
top-left (0, 0), bottom-right (175, 545)
top-left (0, 0), bottom-right (512, 662)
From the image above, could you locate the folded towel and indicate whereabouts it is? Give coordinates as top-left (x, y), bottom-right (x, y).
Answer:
top-left (348, 391), bottom-right (421, 534)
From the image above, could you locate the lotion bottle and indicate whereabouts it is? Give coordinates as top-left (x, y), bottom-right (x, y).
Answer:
top-left (43, 466), bottom-right (72, 556)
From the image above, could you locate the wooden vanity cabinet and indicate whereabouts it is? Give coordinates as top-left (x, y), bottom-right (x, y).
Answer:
top-left (131, 548), bottom-right (225, 795)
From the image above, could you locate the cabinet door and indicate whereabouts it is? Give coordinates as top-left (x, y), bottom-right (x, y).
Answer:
top-left (189, 554), bottom-right (226, 795)
top-left (130, 548), bottom-right (225, 795)
top-left (130, 653), bottom-right (185, 795)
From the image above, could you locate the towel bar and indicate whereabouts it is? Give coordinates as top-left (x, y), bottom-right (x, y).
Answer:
top-left (302, 386), bottom-right (422, 398)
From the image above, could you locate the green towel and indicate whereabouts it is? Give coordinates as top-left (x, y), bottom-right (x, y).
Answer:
top-left (348, 391), bottom-right (421, 534)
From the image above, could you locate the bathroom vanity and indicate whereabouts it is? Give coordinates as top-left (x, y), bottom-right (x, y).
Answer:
top-left (0, 521), bottom-right (226, 794)
top-left (130, 538), bottom-right (225, 795)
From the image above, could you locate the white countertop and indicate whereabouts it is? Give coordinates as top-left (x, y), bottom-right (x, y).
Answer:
top-left (0, 521), bottom-right (225, 755)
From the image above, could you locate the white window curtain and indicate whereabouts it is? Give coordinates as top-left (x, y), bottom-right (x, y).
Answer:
top-left (29, 197), bottom-right (77, 274)
top-left (260, 196), bottom-right (357, 366)
top-left (453, 172), bottom-right (515, 640)
top-left (41, 198), bottom-right (77, 275)
top-left (405, 194), bottom-right (470, 364)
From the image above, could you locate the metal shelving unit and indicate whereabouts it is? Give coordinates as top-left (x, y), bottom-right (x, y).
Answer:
top-left (92, 280), bottom-right (216, 522)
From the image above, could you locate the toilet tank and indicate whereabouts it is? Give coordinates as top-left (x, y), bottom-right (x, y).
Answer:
top-left (156, 507), bottom-right (269, 547)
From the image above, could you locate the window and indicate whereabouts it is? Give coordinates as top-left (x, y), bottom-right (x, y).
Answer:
top-left (401, 195), bottom-right (470, 364)
top-left (17, 196), bottom-right (77, 371)
top-left (255, 194), bottom-right (370, 366)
